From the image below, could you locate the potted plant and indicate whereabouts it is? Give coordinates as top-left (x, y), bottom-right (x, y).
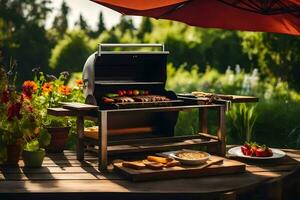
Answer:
top-left (22, 127), bottom-right (51, 168)
top-left (44, 116), bottom-right (71, 153)
top-left (30, 70), bottom-right (84, 153)
top-left (18, 88), bottom-right (51, 167)
top-left (0, 63), bottom-right (24, 165)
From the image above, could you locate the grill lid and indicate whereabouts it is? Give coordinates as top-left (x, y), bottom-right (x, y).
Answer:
top-left (83, 44), bottom-right (169, 98)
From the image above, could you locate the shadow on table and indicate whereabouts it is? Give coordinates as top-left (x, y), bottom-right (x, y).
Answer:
top-left (46, 152), bottom-right (73, 168)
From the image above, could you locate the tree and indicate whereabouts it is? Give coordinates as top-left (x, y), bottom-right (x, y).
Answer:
top-left (97, 12), bottom-right (106, 35)
top-left (75, 14), bottom-right (90, 32)
top-left (89, 11), bottom-right (106, 38)
top-left (49, 30), bottom-right (92, 73)
top-left (52, 0), bottom-right (69, 37)
top-left (240, 32), bottom-right (300, 89)
top-left (0, 0), bottom-right (52, 86)
top-left (137, 17), bottom-right (152, 39)
top-left (116, 16), bottom-right (135, 36)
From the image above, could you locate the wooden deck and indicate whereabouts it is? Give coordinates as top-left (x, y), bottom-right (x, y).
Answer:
top-left (0, 149), bottom-right (300, 200)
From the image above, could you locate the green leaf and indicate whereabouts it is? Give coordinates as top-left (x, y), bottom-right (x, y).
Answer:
top-left (24, 139), bottom-right (40, 152)
top-left (39, 128), bottom-right (51, 147)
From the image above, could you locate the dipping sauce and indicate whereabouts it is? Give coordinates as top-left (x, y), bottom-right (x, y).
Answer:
top-left (175, 151), bottom-right (208, 160)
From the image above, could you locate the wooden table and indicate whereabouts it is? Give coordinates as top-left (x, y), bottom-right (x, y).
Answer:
top-left (0, 149), bottom-right (299, 200)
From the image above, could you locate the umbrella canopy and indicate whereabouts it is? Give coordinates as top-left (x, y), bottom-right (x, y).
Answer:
top-left (91, 0), bottom-right (300, 35)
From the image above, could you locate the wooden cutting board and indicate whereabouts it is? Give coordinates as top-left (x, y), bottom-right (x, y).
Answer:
top-left (113, 156), bottom-right (245, 182)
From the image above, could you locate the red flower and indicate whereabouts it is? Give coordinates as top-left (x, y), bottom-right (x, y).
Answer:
top-left (7, 102), bottom-right (22, 121)
top-left (22, 81), bottom-right (37, 99)
top-left (1, 89), bottom-right (9, 103)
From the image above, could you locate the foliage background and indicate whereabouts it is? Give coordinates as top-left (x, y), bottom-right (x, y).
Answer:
top-left (1, 0), bottom-right (300, 149)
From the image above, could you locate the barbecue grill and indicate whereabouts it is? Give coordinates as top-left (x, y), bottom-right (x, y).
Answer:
top-left (48, 43), bottom-right (257, 171)
top-left (77, 44), bottom-right (226, 170)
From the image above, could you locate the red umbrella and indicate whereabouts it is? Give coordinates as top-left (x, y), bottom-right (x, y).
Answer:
top-left (91, 0), bottom-right (300, 35)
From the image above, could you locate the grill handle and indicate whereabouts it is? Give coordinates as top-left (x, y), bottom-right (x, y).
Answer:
top-left (98, 43), bottom-right (165, 55)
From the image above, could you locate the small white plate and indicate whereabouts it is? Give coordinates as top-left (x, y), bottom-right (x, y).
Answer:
top-left (228, 146), bottom-right (286, 160)
top-left (158, 149), bottom-right (210, 165)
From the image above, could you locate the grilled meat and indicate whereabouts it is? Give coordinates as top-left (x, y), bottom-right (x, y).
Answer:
top-left (113, 96), bottom-right (135, 103)
top-left (133, 95), bottom-right (170, 102)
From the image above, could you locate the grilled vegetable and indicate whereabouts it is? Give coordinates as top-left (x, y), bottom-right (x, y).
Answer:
top-left (133, 90), bottom-right (139, 96)
top-left (105, 93), bottom-right (119, 98)
top-left (144, 90), bottom-right (149, 95)
top-left (118, 90), bottom-right (124, 96)
top-left (127, 90), bottom-right (133, 96)
top-left (139, 90), bottom-right (144, 95)
top-left (102, 97), bottom-right (114, 103)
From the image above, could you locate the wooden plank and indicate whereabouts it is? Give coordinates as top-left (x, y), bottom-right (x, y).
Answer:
top-left (0, 172), bottom-right (107, 181)
top-left (229, 95), bottom-right (259, 103)
top-left (190, 92), bottom-right (259, 103)
top-left (44, 155), bottom-right (97, 160)
top-left (0, 148), bottom-right (299, 198)
top-left (61, 102), bottom-right (98, 111)
top-left (217, 106), bottom-right (226, 156)
top-left (246, 165), bottom-right (299, 173)
top-left (1, 166), bottom-right (102, 174)
top-left (47, 108), bottom-right (77, 116)
top-left (199, 133), bottom-right (219, 140)
top-left (107, 139), bottom-right (219, 154)
top-left (113, 156), bottom-right (245, 182)
top-left (0, 173), bottom-right (278, 194)
top-left (84, 133), bottom-right (209, 145)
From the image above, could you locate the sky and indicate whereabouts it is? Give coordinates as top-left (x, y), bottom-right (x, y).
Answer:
top-left (46, 0), bottom-right (141, 30)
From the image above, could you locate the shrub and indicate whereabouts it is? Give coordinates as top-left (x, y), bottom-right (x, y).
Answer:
top-left (167, 64), bottom-right (300, 148)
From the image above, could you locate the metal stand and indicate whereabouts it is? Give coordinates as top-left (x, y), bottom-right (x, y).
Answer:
top-left (47, 103), bottom-right (227, 171)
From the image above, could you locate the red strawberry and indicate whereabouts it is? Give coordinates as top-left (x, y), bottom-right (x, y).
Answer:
top-left (265, 148), bottom-right (273, 157)
top-left (241, 146), bottom-right (247, 155)
top-left (255, 148), bottom-right (265, 157)
top-left (241, 146), bottom-right (252, 156)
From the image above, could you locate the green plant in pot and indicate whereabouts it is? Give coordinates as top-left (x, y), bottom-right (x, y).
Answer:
top-left (29, 70), bottom-right (84, 153)
top-left (44, 116), bottom-right (71, 153)
top-left (0, 63), bottom-right (24, 165)
top-left (19, 81), bottom-right (51, 167)
top-left (23, 128), bottom-right (51, 168)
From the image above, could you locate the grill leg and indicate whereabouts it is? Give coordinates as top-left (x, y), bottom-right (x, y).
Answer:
top-left (76, 115), bottom-right (84, 161)
top-left (217, 106), bottom-right (226, 156)
top-left (200, 108), bottom-right (208, 134)
top-left (98, 111), bottom-right (108, 171)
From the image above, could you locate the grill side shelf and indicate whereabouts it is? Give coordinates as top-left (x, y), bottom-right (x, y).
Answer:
top-left (178, 93), bottom-right (259, 103)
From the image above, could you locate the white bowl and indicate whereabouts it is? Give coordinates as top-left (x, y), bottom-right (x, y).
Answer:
top-left (170, 150), bottom-right (210, 165)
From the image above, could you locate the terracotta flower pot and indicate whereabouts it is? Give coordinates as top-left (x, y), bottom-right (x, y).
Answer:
top-left (6, 143), bottom-right (21, 166)
top-left (46, 127), bottom-right (70, 153)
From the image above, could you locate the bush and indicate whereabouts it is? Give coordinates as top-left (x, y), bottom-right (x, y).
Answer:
top-left (49, 30), bottom-right (93, 73)
top-left (167, 64), bottom-right (300, 148)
